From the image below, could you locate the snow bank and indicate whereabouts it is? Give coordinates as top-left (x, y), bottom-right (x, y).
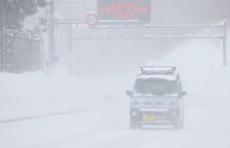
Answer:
top-left (0, 67), bottom-right (94, 121)
top-left (147, 38), bottom-right (228, 91)
top-left (0, 66), bottom-right (134, 122)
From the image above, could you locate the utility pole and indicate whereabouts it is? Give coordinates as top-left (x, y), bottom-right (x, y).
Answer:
top-left (48, 0), bottom-right (56, 66)
top-left (0, 0), bottom-right (5, 72)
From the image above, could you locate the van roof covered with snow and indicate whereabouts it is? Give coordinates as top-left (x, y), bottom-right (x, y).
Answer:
top-left (137, 66), bottom-right (179, 81)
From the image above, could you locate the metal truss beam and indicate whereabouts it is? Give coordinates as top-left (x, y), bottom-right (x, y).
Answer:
top-left (54, 18), bottom-right (227, 66)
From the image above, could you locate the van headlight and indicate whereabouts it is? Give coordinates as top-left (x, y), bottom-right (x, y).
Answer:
top-left (132, 101), bottom-right (139, 106)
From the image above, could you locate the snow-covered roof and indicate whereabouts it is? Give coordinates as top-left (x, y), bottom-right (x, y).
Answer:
top-left (139, 66), bottom-right (176, 75)
top-left (136, 66), bottom-right (178, 80)
top-left (137, 73), bottom-right (178, 81)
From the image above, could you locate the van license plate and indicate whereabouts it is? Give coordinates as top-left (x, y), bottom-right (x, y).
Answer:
top-left (143, 114), bottom-right (155, 122)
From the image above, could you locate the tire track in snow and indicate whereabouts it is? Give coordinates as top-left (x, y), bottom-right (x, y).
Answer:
top-left (0, 110), bottom-right (81, 124)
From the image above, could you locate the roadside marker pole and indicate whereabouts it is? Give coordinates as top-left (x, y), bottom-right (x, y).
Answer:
top-left (223, 21), bottom-right (227, 66)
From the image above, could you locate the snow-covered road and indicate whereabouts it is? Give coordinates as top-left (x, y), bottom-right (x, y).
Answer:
top-left (1, 38), bottom-right (230, 148)
top-left (1, 66), bottom-right (230, 148)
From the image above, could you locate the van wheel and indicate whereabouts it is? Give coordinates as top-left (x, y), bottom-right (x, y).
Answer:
top-left (174, 117), bottom-right (184, 129)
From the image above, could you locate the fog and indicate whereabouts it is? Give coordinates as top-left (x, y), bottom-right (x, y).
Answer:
top-left (0, 0), bottom-right (230, 148)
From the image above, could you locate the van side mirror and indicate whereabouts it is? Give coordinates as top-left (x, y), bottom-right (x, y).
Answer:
top-left (179, 91), bottom-right (187, 97)
top-left (126, 90), bottom-right (133, 97)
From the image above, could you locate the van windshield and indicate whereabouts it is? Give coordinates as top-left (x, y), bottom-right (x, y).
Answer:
top-left (134, 78), bottom-right (177, 96)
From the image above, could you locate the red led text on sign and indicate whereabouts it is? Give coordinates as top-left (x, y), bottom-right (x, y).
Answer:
top-left (99, 2), bottom-right (150, 20)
